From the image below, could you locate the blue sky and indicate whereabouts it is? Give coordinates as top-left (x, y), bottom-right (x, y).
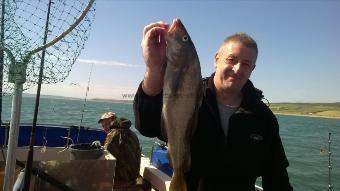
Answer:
top-left (29, 0), bottom-right (340, 103)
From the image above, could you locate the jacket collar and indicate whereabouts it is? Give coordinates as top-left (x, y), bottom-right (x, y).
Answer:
top-left (204, 73), bottom-right (264, 111)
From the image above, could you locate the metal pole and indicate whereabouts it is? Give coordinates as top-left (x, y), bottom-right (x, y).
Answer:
top-left (0, 0), bottom-right (6, 126)
top-left (2, 0), bottom-right (95, 187)
top-left (0, 43), bottom-right (20, 191)
top-left (3, 82), bottom-right (23, 191)
top-left (22, 0), bottom-right (52, 190)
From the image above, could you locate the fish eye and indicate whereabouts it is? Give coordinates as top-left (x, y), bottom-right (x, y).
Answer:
top-left (182, 35), bottom-right (189, 42)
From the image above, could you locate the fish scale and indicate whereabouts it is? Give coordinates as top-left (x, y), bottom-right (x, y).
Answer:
top-left (162, 18), bottom-right (203, 191)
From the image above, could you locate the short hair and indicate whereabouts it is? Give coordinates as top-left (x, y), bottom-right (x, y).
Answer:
top-left (219, 32), bottom-right (258, 57)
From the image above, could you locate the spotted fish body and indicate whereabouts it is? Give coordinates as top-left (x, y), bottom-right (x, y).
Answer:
top-left (162, 18), bottom-right (202, 191)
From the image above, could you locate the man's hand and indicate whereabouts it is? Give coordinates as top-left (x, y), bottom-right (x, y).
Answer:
top-left (141, 21), bottom-right (169, 96)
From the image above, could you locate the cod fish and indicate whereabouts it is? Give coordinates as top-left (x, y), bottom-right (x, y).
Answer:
top-left (162, 18), bottom-right (203, 191)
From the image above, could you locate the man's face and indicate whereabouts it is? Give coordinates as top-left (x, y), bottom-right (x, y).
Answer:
top-left (214, 41), bottom-right (257, 93)
top-left (100, 118), bottom-right (114, 134)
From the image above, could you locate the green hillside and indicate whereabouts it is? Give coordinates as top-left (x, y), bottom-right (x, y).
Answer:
top-left (269, 103), bottom-right (340, 118)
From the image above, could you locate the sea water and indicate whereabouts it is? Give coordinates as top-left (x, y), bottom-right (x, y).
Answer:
top-left (1, 95), bottom-right (339, 190)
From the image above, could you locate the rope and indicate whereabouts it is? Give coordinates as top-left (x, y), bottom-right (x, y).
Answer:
top-left (77, 62), bottom-right (94, 143)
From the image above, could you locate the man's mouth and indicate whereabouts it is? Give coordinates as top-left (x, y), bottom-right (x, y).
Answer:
top-left (226, 75), bottom-right (241, 81)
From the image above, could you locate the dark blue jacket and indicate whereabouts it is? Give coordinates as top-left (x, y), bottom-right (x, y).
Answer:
top-left (133, 73), bottom-right (293, 191)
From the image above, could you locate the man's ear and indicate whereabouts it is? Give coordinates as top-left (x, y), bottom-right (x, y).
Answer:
top-left (252, 64), bottom-right (256, 71)
top-left (214, 52), bottom-right (219, 68)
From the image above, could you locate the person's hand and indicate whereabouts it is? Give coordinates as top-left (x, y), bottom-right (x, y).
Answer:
top-left (141, 21), bottom-right (169, 96)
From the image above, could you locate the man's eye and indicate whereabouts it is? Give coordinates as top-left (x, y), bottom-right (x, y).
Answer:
top-left (243, 62), bottom-right (254, 68)
top-left (226, 58), bottom-right (236, 64)
top-left (242, 62), bottom-right (251, 68)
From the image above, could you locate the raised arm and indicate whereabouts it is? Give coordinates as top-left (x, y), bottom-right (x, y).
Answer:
top-left (133, 83), bottom-right (165, 141)
top-left (141, 21), bottom-right (169, 96)
top-left (133, 21), bottom-right (170, 142)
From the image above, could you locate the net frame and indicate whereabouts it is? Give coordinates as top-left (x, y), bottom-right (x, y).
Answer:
top-left (1, 0), bottom-right (96, 190)
top-left (1, 0), bottom-right (96, 92)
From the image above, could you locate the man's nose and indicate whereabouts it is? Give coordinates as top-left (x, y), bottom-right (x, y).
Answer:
top-left (232, 62), bottom-right (241, 73)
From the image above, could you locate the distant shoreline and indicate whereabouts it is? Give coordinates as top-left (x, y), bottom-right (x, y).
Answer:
top-left (274, 112), bottom-right (340, 120)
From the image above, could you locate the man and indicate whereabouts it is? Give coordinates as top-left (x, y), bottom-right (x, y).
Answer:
top-left (133, 21), bottom-right (293, 190)
top-left (98, 112), bottom-right (141, 188)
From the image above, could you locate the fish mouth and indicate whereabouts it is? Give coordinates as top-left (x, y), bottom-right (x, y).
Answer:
top-left (168, 18), bottom-right (181, 34)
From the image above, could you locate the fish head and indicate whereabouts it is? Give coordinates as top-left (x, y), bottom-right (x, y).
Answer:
top-left (166, 18), bottom-right (198, 68)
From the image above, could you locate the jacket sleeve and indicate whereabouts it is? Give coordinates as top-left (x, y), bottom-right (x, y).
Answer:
top-left (133, 82), bottom-right (166, 141)
top-left (262, 114), bottom-right (293, 191)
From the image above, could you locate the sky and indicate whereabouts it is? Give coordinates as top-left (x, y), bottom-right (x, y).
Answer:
top-left (24, 0), bottom-right (340, 103)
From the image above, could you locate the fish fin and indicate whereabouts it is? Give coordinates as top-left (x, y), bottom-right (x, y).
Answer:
top-left (182, 90), bottom-right (202, 172)
top-left (198, 88), bottom-right (203, 108)
top-left (190, 90), bottom-right (202, 137)
top-left (170, 172), bottom-right (187, 191)
top-left (161, 61), bottom-right (167, 77)
top-left (165, 64), bottom-right (188, 95)
top-left (169, 67), bottom-right (185, 93)
top-left (160, 111), bottom-right (168, 141)
top-left (193, 83), bottom-right (203, 134)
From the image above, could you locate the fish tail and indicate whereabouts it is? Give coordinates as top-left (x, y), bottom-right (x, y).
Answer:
top-left (169, 172), bottom-right (187, 191)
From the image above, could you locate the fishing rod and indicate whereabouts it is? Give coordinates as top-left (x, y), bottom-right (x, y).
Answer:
top-left (22, 0), bottom-right (53, 189)
top-left (65, 62), bottom-right (94, 146)
top-left (15, 159), bottom-right (74, 191)
top-left (77, 62), bottom-right (94, 143)
top-left (328, 132), bottom-right (333, 191)
top-left (3, 0), bottom-right (95, 189)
